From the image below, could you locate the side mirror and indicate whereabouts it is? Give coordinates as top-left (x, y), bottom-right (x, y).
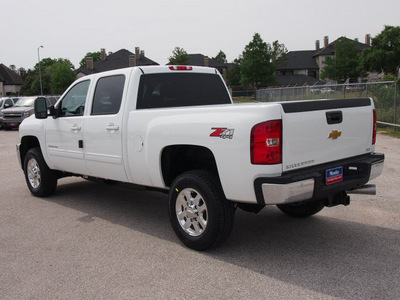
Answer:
top-left (4, 103), bottom-right (12, 108)
top-left (34, 97), bottom-right (48, 119)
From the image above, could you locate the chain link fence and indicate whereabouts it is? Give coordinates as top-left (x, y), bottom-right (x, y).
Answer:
top-left (256, 81), bottom-right (399, 128)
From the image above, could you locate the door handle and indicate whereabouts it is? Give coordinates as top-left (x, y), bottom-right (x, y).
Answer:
top-left (70, 124), bottom-right (81, 131)
top-left (106, 124), bottom-right (119, 131)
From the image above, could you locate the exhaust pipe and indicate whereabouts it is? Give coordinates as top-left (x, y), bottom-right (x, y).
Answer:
top-left (347, 184), bottom-right (376, 195)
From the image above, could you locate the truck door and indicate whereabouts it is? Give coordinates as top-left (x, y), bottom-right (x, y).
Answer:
top-left (45, 80), bottom-right (90, 175)
top-left (83, 74), bottom-right (128, 182)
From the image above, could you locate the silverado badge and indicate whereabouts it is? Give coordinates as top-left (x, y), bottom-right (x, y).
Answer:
top-left (328, 130), bottom-right (342, 140)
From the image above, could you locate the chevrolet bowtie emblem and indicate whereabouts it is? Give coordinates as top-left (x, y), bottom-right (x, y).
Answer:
top-left (328, 130), bottom-right (342, 140)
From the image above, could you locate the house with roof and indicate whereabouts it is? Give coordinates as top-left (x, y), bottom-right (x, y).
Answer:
top-left (274, 50), bottom-right (323, 86)
top-left (187, 54), bottom-right (230, 78)
top-left (275, 35), bottom-right (371, 86)
top-left (0, 64), bottom-right (24, 96)
top-left (167, 53), bottom-right (230, 80)
top-left (76, 47), bottom-right (159, 78)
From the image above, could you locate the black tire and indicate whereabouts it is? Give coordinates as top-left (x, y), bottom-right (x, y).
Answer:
top-left (277, 200), bottom-right (325, 218)
top-left (168, 170), bottom-right (235, 251)
top-left (24, 147), bottom-right (57, 197)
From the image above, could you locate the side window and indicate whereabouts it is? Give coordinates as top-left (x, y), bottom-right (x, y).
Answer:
top-left (5, 99), bottom-right (13, 106)
top-left (91, 75), bottom-right (125, 115)
top-left (59, 80), bottom-right (90, 117)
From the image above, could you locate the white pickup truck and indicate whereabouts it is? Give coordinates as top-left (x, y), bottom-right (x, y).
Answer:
top-left (17, 65), bottom-right (384, 250)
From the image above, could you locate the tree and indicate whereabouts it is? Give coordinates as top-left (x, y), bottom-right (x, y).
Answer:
top-left (361, 25), bottom-right (400, 75)
top-left (168, 47), bottom-right (190, 65)
top-left (79, 51), bottom-right (102, 68)
top-left (240, 33), bottom-right (275, 87)
top-left (20, 58), bottom-right (76, 95)
top-left (213, 50), bottom-right (227, 64)
top-left (269, 40), bottom-right (288, 65)
top-left (226, 58), bottom-right (242, 86)
top-left (320, 37), bottom-right (363, 82)
top-left (49, 60), bottom-right (77, 94)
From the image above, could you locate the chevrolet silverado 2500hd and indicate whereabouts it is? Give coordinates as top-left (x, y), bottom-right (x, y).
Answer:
top-left (17, 66), bottom-right (384, 250)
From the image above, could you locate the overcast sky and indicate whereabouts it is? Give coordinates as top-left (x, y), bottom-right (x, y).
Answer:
top-left (1, 0), bottom-right (399, 70)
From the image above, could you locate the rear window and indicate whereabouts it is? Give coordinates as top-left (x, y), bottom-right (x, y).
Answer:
top-left (137, 73), bottom-right (231, 109)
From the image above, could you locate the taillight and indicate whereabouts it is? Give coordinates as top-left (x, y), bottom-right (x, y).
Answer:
top-left (169, 66), bottom-right (193, 71)
top-left (372, 109), bottom-right (377, 145)
top-left (251, 120), bottom-right (282, 164)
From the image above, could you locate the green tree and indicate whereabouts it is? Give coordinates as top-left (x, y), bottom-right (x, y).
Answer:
top-left (320, 37), bottom-right (363, 82)
top-left (20, 73), bottom-right (37, 95)
top-left (213, 50), bottom-right (227, 64)
top-left (168, 47), bottom-right (190, 65)
top-left (226, 58), bottom-right (242, 86)
top-left (269, 40), bottom-right (288, 65)
top-left (79, 51), bottom-right (102, 68)
top-left (361, 25), bottom-right (400, 75)
top-left (20, 58), bottom-right (75, 95)
top-left (240, 33), bottom-right (275, 87)
top-left (49, 60), bottom-right (77, 94)
top-left (21, 58), bottom-right (56, 95)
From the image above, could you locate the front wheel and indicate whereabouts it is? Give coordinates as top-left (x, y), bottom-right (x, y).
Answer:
top-left (168, 170), bottom-right (235, 251)
top-left (24, 148), bottom-right (57, 197)
top-left (277, 200), bottom-right (325, 218)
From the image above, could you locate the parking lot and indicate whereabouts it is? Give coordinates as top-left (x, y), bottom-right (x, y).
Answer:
top-left (1, 130), bottom-right (399, 299)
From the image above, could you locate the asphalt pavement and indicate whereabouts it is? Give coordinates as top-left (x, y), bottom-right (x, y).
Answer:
top-left (0, 130), bottom-right (399, 299)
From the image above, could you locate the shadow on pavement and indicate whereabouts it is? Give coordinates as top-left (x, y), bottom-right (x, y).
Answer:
top-left (47, 178), bottom-right (399, 299)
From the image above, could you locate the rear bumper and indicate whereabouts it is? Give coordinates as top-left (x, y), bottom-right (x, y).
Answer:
top-left (254, 153), bottom-right (384, 205)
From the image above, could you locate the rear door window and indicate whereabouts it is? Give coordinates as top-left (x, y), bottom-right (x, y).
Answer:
top-left (91, 75), bottom-right (125, 115)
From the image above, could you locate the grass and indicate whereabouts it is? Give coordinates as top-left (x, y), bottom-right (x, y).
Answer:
top-left (378, 126), bottom-right (400, 138)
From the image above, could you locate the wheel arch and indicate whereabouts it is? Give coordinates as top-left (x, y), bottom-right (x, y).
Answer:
top-left (20, 136), bottom-right (41, 170)
top-left (161, 145), bottom-right (221, 188)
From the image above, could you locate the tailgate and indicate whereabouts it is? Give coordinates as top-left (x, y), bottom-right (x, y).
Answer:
top-left (281, 98), bottom-right (374, 172)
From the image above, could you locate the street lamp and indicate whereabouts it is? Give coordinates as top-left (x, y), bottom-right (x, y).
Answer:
top-left (37, 45), bottom-right (44, 95)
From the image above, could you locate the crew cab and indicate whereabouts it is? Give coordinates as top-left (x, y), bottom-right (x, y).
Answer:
top-left (17, 66), bottom-right (384, 250)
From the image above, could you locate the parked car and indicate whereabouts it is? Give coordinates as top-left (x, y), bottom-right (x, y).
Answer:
top-left (17, 66), bottom-right (384, 250)
top-left (310, 87), bottom-right (320, 94)
top-left (0, 97), bottom-right (19, 129)
top-left (345, 85), bottom-right (364, 92)
top-left (1, 96), bottom-right (54, 130)
top-left (320, 87), bottom-right (334, 93)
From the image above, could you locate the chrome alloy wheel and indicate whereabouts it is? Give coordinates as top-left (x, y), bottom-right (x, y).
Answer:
top-left (175, 188), bottom-right (208, 236)
top-left (27, 158), bottom-right (41, 189)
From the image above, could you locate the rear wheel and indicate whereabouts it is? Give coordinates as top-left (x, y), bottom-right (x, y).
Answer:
top-left (169, 170), bottom-right (235, 251)
top-left (24, 148), bottom-right (57, 197)
top-left (277, 200), bottom-right (324, 218)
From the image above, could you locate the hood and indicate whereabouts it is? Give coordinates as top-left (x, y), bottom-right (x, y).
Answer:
top-left (2, 106), bottom-right (34, 113)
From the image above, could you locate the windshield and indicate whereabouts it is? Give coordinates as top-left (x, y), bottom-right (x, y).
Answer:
top-left (0, 99), bottom-right (3, 106)
top-left (15, 97), bottom-right (37, 107)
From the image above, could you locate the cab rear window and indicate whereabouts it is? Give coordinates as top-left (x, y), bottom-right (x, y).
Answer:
top-left (137, 73), bottom-right (231, 109)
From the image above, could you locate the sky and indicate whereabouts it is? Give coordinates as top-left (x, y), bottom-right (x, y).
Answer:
top-left (1, 0), bottom-right (399, 70)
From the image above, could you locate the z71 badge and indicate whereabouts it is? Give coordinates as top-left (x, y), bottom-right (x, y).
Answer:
top-left (210, 128), bottom-right (235, 139)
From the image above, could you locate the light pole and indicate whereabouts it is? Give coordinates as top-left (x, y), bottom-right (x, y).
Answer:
top-left (37, 45), bottom-right (44, 95)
